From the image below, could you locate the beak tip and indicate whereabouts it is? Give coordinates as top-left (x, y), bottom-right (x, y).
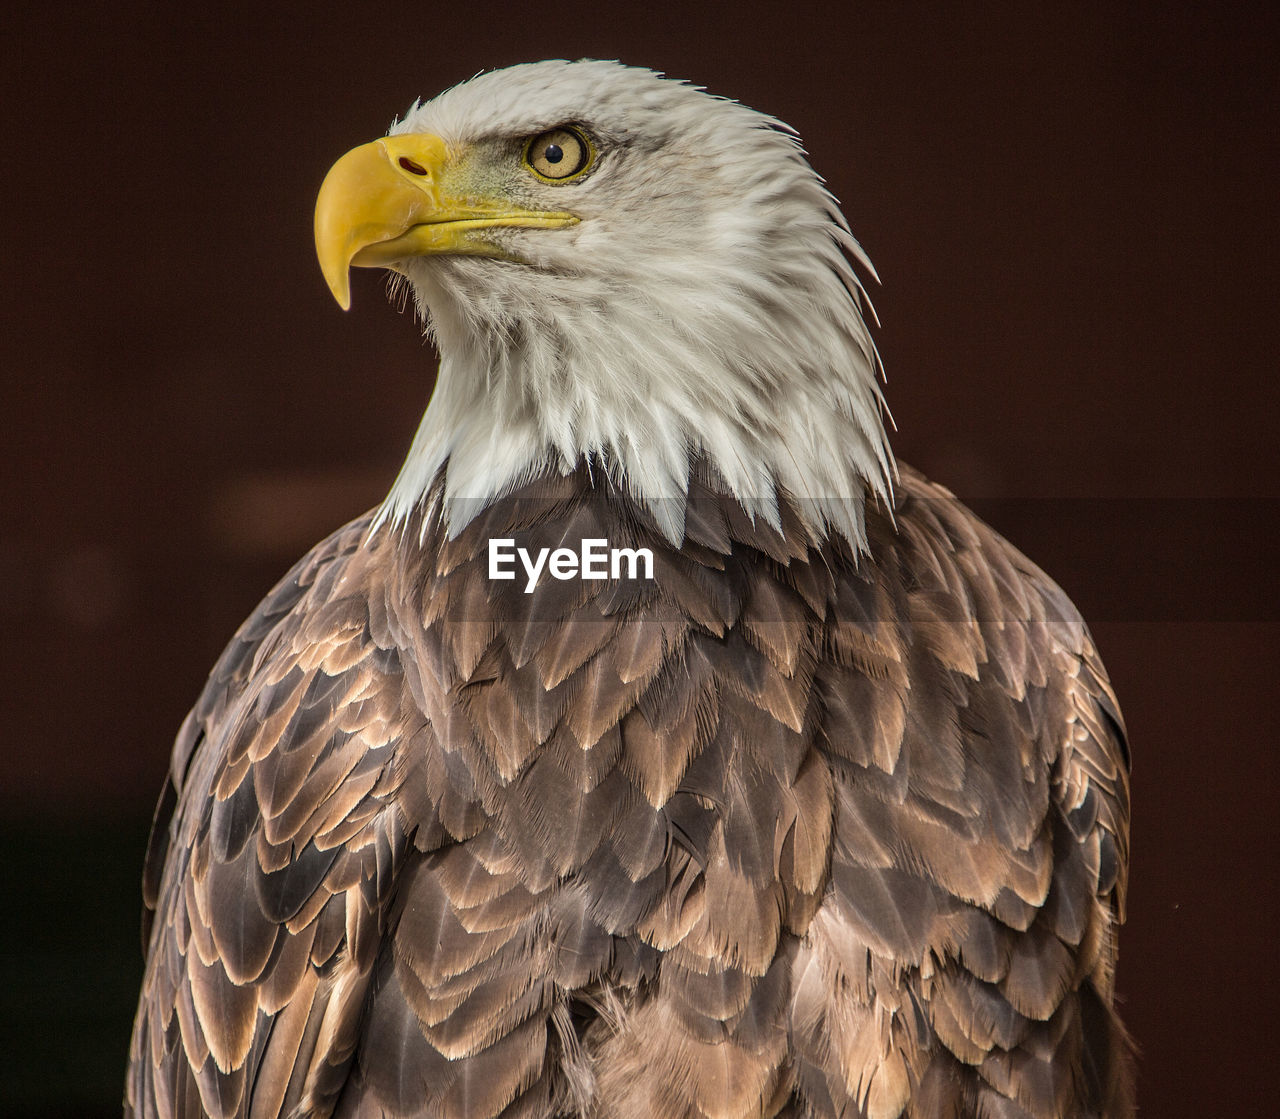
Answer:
top-left (320, 267), bottom-right (353, 311)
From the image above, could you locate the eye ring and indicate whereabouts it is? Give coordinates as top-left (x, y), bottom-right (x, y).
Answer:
top-left (523, 127), bottom-right (594, 182)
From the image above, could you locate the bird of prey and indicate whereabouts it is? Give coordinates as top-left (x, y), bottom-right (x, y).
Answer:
top-left (127, 59), bottom-right (1132, 1119)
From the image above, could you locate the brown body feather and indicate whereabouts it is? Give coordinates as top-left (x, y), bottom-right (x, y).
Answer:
top-left (127, 463), bottom-right (1132, 1118)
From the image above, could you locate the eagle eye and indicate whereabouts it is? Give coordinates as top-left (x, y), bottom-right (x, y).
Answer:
top-left (524, 127), bottom-right (593, 182)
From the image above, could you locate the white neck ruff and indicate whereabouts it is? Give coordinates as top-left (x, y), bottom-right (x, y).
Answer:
top-left (375, 243), bottom-right (893, 551)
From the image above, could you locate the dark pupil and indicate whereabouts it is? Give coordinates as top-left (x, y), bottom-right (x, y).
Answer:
top-left (544, 143), bottom-right (564, 164)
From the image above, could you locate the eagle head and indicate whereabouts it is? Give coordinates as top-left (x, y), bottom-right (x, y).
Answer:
top-left (314, 60), bottom-right (892, 547)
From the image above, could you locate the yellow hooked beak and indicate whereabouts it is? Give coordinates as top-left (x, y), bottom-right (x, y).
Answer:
top-left (314, 134), bottom-right (579, 309)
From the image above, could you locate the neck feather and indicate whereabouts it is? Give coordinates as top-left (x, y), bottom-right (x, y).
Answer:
top-left (375, 235), bottom-right (894, 551)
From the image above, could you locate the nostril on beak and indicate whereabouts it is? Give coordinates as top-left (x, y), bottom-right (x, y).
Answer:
top-left (398, 157), bottom-right (429, 176)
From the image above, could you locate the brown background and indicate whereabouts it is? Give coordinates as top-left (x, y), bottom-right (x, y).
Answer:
top-left (2, 1), bottom-right (1277, 1114)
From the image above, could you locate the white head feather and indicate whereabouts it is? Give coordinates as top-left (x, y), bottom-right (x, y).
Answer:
top-left (374, 59), bottom-right (894, 549)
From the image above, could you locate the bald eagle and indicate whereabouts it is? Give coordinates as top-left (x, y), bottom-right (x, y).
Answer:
top-left (127, 61), bottom-right (1132, 1118)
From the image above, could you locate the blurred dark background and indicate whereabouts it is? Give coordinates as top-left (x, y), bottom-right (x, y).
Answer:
top-left (2, 1), bottom-right (1276, 1114)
